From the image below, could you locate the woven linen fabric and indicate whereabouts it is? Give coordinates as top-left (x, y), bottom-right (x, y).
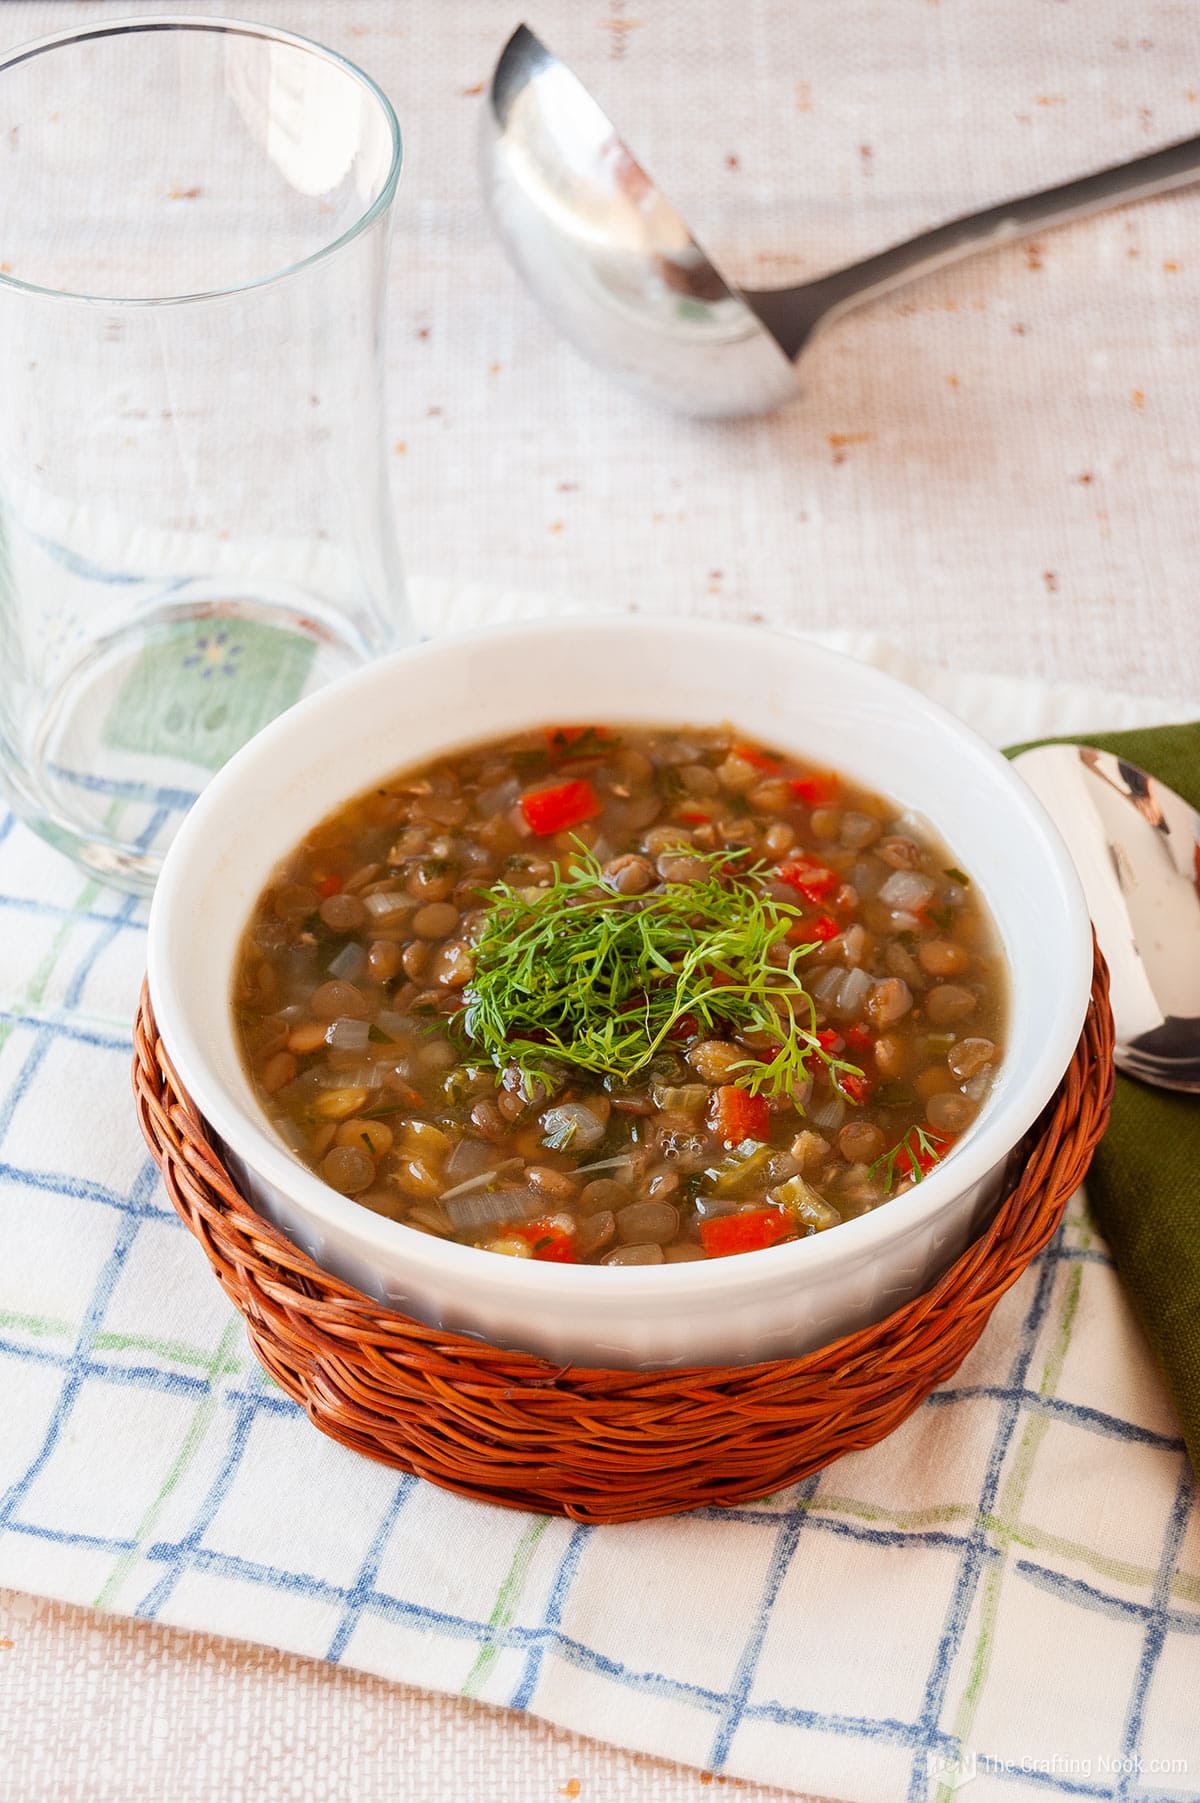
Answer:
top-left (0, 612), bottom-right (1197, 1803)
top-left (3, 0), bottom-right (1200, 1795)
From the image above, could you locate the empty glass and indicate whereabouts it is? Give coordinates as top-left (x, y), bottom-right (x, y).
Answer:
top-left (0, 18), bottom-right (411, 892)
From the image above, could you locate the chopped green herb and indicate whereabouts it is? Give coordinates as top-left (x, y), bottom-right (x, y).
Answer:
top-left (874, 1081), bottom-right (916, 1108)
top-left (944, 867), bottom-right (970, 887)
top-left (541, 1115), bottom-right (577, 1150)
top-left (457, 842), bottom-right (858, 1104)
top-left (926, 905), bottom-right (953, 931)
top-left (532, 1235), bottom-right (554, 1252)
top-left (549, 726), bottom-right (614, 759)
top-left (869, 1124), bottom-right (949, 1195)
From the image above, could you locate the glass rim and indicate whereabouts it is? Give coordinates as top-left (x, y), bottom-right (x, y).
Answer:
top-left (0, 13), bottom-right (403, 308)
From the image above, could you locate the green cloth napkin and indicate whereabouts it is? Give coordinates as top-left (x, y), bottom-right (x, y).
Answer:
top-left (1006, 721), bottom-right (1200, 1475)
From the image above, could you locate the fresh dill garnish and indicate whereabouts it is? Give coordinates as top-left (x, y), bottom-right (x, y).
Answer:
top-left (456, 843), bottom-right (861, 1103)
top-left (869, 1124), bottom-right (950, 1194)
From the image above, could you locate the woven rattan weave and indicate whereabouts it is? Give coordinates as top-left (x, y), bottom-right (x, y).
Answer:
top-left (132, 946), bottom-right (1112, 1523)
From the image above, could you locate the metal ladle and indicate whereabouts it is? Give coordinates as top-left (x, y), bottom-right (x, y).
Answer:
top-left (481, 24), bottom-right (1200, 417)
top-left (1015, 745), bottom-right (1200, 1093)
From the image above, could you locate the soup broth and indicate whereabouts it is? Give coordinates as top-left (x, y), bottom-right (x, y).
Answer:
top-left (233, 724), bottom-right (1007, 1265)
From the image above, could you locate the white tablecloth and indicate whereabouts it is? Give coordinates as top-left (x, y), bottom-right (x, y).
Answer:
top-left (2, 3), bottom-right (1199, 1800)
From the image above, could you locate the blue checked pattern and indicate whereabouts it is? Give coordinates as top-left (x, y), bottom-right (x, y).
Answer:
top-left (1, 664), bottom-right (1198, 1803)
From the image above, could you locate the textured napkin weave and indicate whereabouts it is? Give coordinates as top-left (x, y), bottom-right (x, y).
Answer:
top-left (1006, 724), bottom-right (1200, 1481)
top-left (0, 629), bottom-right (1197, 1803)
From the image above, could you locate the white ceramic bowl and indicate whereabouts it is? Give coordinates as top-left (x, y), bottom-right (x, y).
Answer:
top-left (147, 618), bottom-right (1091, 1370)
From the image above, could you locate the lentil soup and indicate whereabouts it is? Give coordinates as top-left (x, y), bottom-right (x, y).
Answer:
top-left (233, 725), bottom-right (1007, 1265)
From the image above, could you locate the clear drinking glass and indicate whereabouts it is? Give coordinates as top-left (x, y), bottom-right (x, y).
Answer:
top-left (0, 18), bottom-right (411, 892)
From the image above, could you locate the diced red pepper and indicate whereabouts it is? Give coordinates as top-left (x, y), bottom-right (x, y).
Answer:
top-left (317, 874), bottom-right (343, 899)
top-left (708, 1085), bottom-right (770, 1145)
top-left (732, 742), bottom-right (784, 771)
top-left (777, 859), bottom-right (839, 903)
top-left (816, 1028), bottom-right (844, 1054)
top-left (898, 1131), bottom-right (955, 1182)
top-left (513, 1219), bottom-right (578, 1262)
top-left (844, 1023), bottom-right (874, 1052)
top-left (789, 772), bottom-right (841, 806)
top-left (520, 779), bottom-right (602, 836)
top-left (700, 1207), bottom-right (793, 1257)
top-left (809, 914), bottom-right (841, 942)
top-left (679, 810), bottom-right (711, 824)
top-left (837, 1071), bottom-right (873, 1106)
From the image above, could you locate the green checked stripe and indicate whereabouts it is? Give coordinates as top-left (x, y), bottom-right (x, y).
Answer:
top-left (94, 1317), bottom-right (244, 1613)
top-left (0, 1310), bottom-right (75, 1341)
top-left (0, 814), bottom-right (120, 1057)
top-left (935, 1215), bottom-right (1149, 1801)
top-left (795, 1492), bottom-right (1200, 1609)
top-left (461, 1515), bottom-right (553, 1698)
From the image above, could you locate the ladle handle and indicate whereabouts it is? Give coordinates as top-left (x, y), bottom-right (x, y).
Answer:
top-left (747, 133), bottom-right (1200, 361)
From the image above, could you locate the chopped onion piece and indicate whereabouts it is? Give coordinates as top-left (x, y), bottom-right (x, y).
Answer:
top-left (834, 967), bottom-right (872, 1017)
top-left (477, 777), bottom-right (520, 817)
top-left (443, 1137), bottom-right (496, 1184)
top-left (878, 870), bottom-right (936, 911)
top-left (444, 1187), bottom-right (542, 1230)
top-left (327, 942), bottom-right (368, 982)
top-left (841, 923), bottom-right (867, 967)
top-left (541, 1102), bottom-right (606, 1151)
top-left (811, 966), bottom-right (847, 1005)
top-left (373, 1010), bottom-right (415, 1043)
top-left (439, 1160), bottom-right (522, 1203)
top-left (314, 1062), bottom-right (384, 1089)
top-left (651, 1083), bottom-right (708, 1112)
top-left (808, 1090), bottom-right (846, 1131)
top-left (571, 1154), bottom-right (635, 1177)
top-left (325, 1017), bottom-right (370, 1052)
top-left (363, 889), bottom-right (418, 918)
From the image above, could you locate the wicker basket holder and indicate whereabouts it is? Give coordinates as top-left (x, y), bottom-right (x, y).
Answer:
top-left (132, 945), bottom-right (1113, 1524)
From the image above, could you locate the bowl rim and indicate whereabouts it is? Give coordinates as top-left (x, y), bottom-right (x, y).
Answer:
top-left (147, 615), bottom-right (1093, 1305)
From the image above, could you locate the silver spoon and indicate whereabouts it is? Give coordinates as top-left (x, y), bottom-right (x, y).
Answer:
top-left (482, 24), bottom-right (1200, 418)
top-left (1014, 745), bottom-right (1200, 1093)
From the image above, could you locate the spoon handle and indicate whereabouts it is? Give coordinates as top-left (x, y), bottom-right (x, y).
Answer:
top-left (746, 133), bottom-right (1200, 360)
